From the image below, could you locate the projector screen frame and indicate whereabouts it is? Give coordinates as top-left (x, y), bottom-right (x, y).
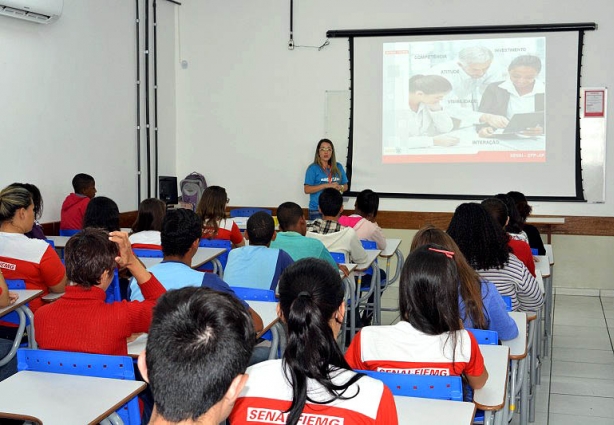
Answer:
top-left (327, 23), bottom-right (596, 202)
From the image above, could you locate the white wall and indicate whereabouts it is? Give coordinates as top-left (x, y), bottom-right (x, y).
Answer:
top-left (0, 0), bottom-right (178, 222)
top-left (175, 0), bottom-right (614, 216)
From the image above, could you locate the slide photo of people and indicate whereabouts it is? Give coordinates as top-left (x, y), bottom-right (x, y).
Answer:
top-left (382, 36), bottom-right (546, 164)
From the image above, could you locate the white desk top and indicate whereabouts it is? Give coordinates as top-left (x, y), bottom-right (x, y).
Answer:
top-left (394, 396), bottom-right (476, 424)
top-left (138, 247), bottom-right (226, 270)
top-left (544, 244), bottom-right (554, 265)
top-left (0, 371), bottom-right (146, 425)
top-left (526, 217), bottom-right (565, 225)
top-left (380, 238), bottom-right (402, 258)
top-left (473, 345), bottom-right (510, 411)
top-left (355, 249), bottom-right (381, 271)
top-left (45, 235), bottom-right (71, 248)
top-left (535, 270), bottom-right (545, 295)
top-left (534, 255), bottom-right (551, 277)
top-left (0, 289), bottom-right (42, 317)
top-left (501, 312), bottom-right (528, 359)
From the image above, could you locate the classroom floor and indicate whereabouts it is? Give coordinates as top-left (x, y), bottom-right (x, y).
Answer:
top-left (380, 290), bottom-right (614, 424)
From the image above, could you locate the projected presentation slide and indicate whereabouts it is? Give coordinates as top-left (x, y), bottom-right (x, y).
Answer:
top-left (382, 37), bottom-right (546, 163)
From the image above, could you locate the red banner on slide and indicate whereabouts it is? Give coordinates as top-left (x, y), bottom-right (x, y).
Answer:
top-left (382, 151), bottom-right (546, 164)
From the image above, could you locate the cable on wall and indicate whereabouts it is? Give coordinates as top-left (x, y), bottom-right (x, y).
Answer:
top-left (287, 0), bottom-right (329, 51)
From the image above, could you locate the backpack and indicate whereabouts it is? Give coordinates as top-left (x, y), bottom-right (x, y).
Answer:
top-left (180, 172), bottom-right (207, 206)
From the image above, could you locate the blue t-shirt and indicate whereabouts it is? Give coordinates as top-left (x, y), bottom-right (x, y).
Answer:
top-left (129, 261), bottom-right (249, 310)
top-left (224, 245), bottom-right (294, 292)
top-left (304, 162), bottom-right (348, 211)
top-left (459, 280), bottom-right (519, 341)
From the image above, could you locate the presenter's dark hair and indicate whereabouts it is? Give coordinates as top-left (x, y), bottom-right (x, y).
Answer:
top-left (65, 228), bottom-right (117, 288)
top-left (447, 203), bottom-right (510, 270)
top-left (313, 139), bottom-right (342, 179)
top-left (161, 209), bottom-right (202, 257)
top-left (7, 183), bottom-right (43, 220)
top-left (279, 258), bottom-right (362, 425)
top-left (508, 55), bottom-right (542, 73)
top-left (494, 193), bottom-right (523, 234)
top-left (131, 198), bottom-right (166, 234)
top-left (410, 226), bottom-right (487, 330)
top-left (318, 188), bottom-right (343, 217)
top-left (146, 287), bottom-right (254, 422)
top-left (408, 74), bottom-right (453, 94)
top-left (355, 189), bottom-right (380, 219)
top-left (246, 211), bottom-right (275, 246)
top-left (72, 173), bottom-right (95, 194)
top-left (277, 202), bottom-right (304, 231)
top-left (82, 196), bottom-right (120, 232)
top-left (507, 191), bottom-right (532, 222)
top-left (196, 185), bottom-right (228, 237)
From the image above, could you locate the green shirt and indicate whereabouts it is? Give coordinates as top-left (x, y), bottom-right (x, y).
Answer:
top-left (271, 231), bottom-right (338, 268)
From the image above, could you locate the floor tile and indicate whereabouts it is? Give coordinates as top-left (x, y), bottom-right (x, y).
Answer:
top-left (553, 325), bottom-right (606, 337)
top-left (550, 375), bottom-right (614, 398)
top-left (549, 393), bottom-right (614, 418)
top-left (552, 360), bottom-right (614, 380)
top-left (553, 315), bottom-right (607, 328)
top-left (549, 413), bottom-right (614, 424)
top-left (552, 334), bottom-right (612, 350)
top-left (552, 347), bottom-right (614, 364)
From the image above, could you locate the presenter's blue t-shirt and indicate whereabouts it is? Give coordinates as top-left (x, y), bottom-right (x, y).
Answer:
top-left (304, 162), bottom-right (348, 210)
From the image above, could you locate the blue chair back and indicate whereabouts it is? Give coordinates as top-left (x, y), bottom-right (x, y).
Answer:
top-left (360, 240), bottom-right (377, 250)
top-left (3, 279), bottom-right (27, 326)
top-left (198, 239), bottom-right (231, 272)
top-left (501, 295), bottom-right (513, 312)
top-left (17, 349), bottom-right (140, 424)
top-left (132, 248), bottom-right (164, 258)
top-left (105, 269), bottom-right (121, 303)
top-left (531, 248), bottom-right (539, 255)
top-left (229, 208), bottom-right (272, 218)
top-left (230, 286), bottom-right (276, 302)
top-left (59, 229), bottom-right (80, 237)
top-left (44, 239), bottom-right (55, 249)
top-left (466, 328), bottom-right (499, 345)
top-left (358, 370), bottom-right (463, 401)
top-left (330, 252), bottom-right (347, 264)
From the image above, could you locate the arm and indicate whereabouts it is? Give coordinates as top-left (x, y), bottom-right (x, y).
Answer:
top-left (375, 385), bottom-right (399, 425)
top-left (110, 231), bottom-right (152, 284)
top-left (349, 232), bottom-right (369, 265)
top-left (39, 245), bottom-right (67, 294)
top-left (483, 282), bottom-right (519, 341)
top-left (0, 272), bottom-right (11, 307)
top-left (304, 183), bottom-right (334, 194)
top-left (465, 332), bottom-right (489, 390)
top-left (515, 261), bottom-right (544, 312)
top-left (229, 221), bottom-right (246, 247)
top-left (428, 108), bottom-right (455, 134)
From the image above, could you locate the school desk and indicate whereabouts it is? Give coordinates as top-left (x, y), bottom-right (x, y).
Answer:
top-left (0, 370), bottom-right (145, 424)
top-left (473, 344), bottom-right (510, 425)
top-left (394, 396), bottom-right (476, 424)
top-left (0, 289), bottom-right (42, 366)
top-left (138, 246), bottom-right (226, 275)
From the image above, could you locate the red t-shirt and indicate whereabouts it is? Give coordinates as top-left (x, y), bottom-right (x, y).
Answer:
top-left (202, 218), bottom-right (243, 245)
top-left (508, 238), bottom-right (535, 277)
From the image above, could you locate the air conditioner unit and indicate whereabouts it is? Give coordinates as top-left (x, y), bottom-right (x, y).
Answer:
top-left (0, 0), bottom-right (63, 24)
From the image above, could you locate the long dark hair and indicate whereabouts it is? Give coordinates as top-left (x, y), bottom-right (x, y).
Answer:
top-left (278, 258), bottom-right (361, 425)
top-left (131, 198), bottom-right (166, 233)
top-left (83, 196), bottom-right (120, 232)
top-left (410, 226), bottom-right (487, 330)
top-left (447, 203), bottom-right (510, 270)
top-left (507, 191), bottom-right (532, 223)
top-left (495, 193), bottom-right (523, 234)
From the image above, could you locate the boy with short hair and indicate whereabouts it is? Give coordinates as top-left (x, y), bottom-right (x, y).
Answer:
top-left (60, 173), bottom-right (96, 230)
top-left (306, 188), bottom-right (368, 264)
top-left (139, 287), bottom-right (255, 425)
top-left (223, 212), bottom-right (294, 291)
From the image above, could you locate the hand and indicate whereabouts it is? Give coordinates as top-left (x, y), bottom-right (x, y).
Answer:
top-left (433, 135), bottom-right (459, 147)
top-left (519, 125), bottom-right (543, 136)
top-left (478, 127), bottom-right (495, 138)
top-left (109, 231), bottom-right (137, 269)
top-left (338, 264), bottom-right (350, 277)
top-left (8, 292), bottom-right (18, 305)
top-left (427, 102), bottom-right (443, 111)
top-left (480, 113), bottom-right (509, 129)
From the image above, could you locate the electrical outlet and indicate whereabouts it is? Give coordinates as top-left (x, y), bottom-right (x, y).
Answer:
top-left (288, 39), bottom-right (294, 50)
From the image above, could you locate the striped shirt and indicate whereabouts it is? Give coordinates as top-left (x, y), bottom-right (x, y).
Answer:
top-left (477, 253), bottom-right (543, 312)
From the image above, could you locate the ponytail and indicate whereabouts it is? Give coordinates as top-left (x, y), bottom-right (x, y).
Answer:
top-left (0, 186), bottom-right (32, 223)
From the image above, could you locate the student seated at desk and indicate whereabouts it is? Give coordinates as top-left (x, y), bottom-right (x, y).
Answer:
top-left (129, 209), bottom-right (263, 333)
top-left (60, 173), bottom-right (96, 231)
top-left (345, 244), bottom-right (489, 391)
top-left (0, 186), bottom-right (67, 318)
top-left (83, 196), bottom-right (120, 232)
top-left (224, 212), bottom-right (294, 292)
top-left (129, 198), bottom-right (166, 250)
top-left (507, 190), bottom-right (546, 255)
top-left (196, 185), bottom-right (245, 248)
top-left (306, 188), bottom-right (368, 264)
top-left (338, 189), bottom-right (387, 250)
top-left (482, 197), bottom-right (535, 277)
top-left (447, 203), bottom-right (543, 312)
top-left (0, 272), bottom-right (19, 381)
top-left (138, 287), bottom-right (255, 425)
top-left (6, 183), bottom-right (46, 240)
top-left (34, 229), bottom-right (165, 355)
top-left (410, 226), bottom-right (518, 341)
top-left (230, 259), bottom-right (398, 424)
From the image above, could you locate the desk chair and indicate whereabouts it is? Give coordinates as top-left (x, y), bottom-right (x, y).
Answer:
top-left (105, 269), bottom-right (121, 304)
top-left (132, 248), bottom-right (164, 258)
top-left (0, 280), bottom-right (31, 369)
top-left (466, 329), bottom-right (499, 346)
top-left (229, 207), bottom-right (272, 218)
top-left (198, 239), bottom-right (231, 278)
top-left (17, 349), bottom-right (140, 425)
top-left (358, 240), bottom-right (387, 326)
top-left (358, 370), bottom-right (463, 401)
top-left (501, 296), bottom-right (513, 312)
top-left (229, 286), bottom-right (282, 360)
top-left (59, 229), bottom-right (80, 237)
